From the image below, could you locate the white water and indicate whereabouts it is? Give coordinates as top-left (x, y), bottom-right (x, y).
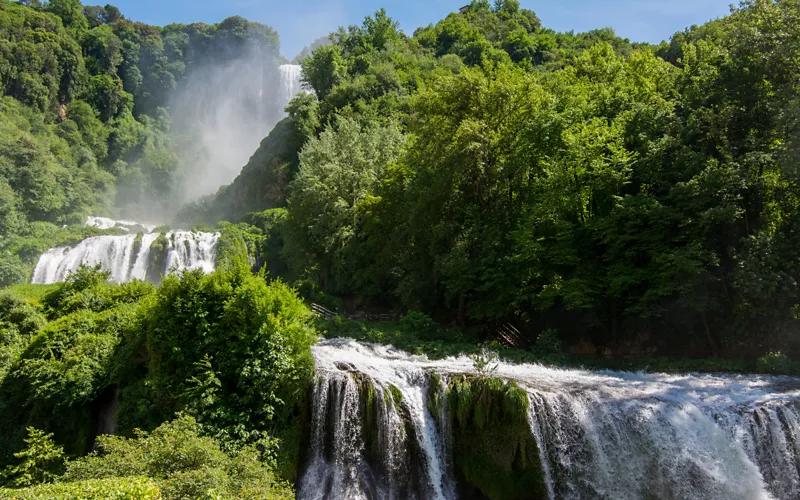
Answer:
top-left (302, 339), bottom-right (800, 500)
top-left (85, 216), bottom-right (156, 233)
top-left (31, 218), bottom-right (219, 284)
top-left (279, 64), bottom-right (303, 108)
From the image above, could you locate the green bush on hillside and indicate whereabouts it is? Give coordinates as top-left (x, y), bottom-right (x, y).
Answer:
top-left (64, 414), bottom-right (292, 500)
top-left (0, 477), bottom-right (161, 500)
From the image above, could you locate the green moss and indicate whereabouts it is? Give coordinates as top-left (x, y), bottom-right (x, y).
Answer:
top-left (275, 417), bottom-right (304, 482)
top-left (427, 373), bottom-right (444, 418)
top-left (445, 377), bottom-right (545, 500)
top-left (387, 384), bottom-right (403, 410)
top-left (351, 373), bottom-right (384, 465)
top-left (132, 232), bottom-right (143, 257)
top-left (145, 233), bottom-right (169, 284)
top-left (130, 232), bottom-right (144, 272)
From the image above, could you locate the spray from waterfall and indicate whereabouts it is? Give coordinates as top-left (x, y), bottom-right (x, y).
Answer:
top-left (168, 49), bottom-right (304, 205)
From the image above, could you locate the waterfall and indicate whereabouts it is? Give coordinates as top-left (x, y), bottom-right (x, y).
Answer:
top-left (85, 216), bottom-right (155, 233)
top-left (302, 340), bottom-right (457, 500)
top-left (279, 64), bottom-right (303, 107)
top-left (302, 339), bottom-right (800, 500)
top-left (31, 218), bottom-right (220, 284)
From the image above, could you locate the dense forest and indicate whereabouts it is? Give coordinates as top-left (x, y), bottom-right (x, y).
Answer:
top-left (1, 0), bottom-right (800, 497)
top-left (201, 0), bottom-right (800, 360)
top-left (0, 0), bottom-right (284, 287)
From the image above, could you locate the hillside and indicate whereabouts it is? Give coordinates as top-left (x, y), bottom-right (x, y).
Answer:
top-left (0, 0), bottom-right (284, 286)
top-left (203, 0), bottom-right (800, 360)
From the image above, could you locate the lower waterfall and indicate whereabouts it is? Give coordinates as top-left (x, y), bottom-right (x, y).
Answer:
top-left (301, 339), bottom-right (800, 500)
top-left (31, 218), bottom-right (219, 284)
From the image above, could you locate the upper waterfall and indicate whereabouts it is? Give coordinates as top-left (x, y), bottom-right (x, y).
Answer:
top-left (31, 218), bottom-right (220, 285)
top-left (302, 338), bottom-right (800, 500)
top-left (279, 64), bottom-right (303, 107)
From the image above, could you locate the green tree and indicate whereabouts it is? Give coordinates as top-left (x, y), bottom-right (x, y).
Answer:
top-left (2, 428), bottom-right (65, 487)
top-left (285, 117), bottom-right (405, 294)
top-left (46, 0), bottom-right (88, 36)
top-left (301, 44), bottom-right (345, 100)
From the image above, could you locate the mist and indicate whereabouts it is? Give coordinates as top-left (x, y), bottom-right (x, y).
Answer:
top-left (168, 43), bottom-right (302, 204)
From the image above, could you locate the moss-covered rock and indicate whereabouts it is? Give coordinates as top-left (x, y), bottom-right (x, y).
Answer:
top-left (145, 234), bottom-right (169, 284)
top-left (440, 376), bottom-right (546, 500)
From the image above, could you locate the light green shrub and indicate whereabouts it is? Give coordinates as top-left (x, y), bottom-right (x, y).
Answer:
top-left (0, 476), bottom-right (160, 500)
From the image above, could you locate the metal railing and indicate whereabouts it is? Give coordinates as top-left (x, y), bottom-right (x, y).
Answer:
top-left (310, 303), bottom-right (337, 320)
top-left (495, 321), bottom-right (528, 349)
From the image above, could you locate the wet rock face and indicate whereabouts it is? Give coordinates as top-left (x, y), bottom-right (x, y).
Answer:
top-left (300, 371), bottom-right (433, 500)
top-left (335, 361), bottom-right (358, 372)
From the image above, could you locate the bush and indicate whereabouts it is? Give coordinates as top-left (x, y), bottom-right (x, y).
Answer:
top-left (293, 279), bottom-right (341, 311)
top-left (0, 291), bottom-right (46, 381)
top-left (12, 305), bottom-right (137, 407)
top-left (138, 265), bottom-right (316, 452)
top-left (531, 329), bottom-right (563, 359)
top-left (0, 477), bottom-right (161, 499)
top-left (756, 351), bottom-right (792, 375)
top-left (65, 415), bottom-right (292, 500)
top-left (470, 348), bottom-right (499, 377)
top-left (42, 266), bottom-right (153, 318)
top-left (399, 310), bottom-right (437, 333)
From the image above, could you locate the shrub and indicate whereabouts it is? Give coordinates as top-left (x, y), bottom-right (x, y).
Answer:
top-left (139, 265), bottom-right (316, 451)
top-left (531, 329), bottom-right (563, 359)
top-left (42, 266), bottom-right (153, 318)
top-left (756, 351), bottom-right (792, 375)
top-left (12, 305), bottom-right (136, 407)
top-left (0, 292), bottom-right (46, 382)
top-left (399, 310), bottom-right (436, 333)
top-left (64, 415), bottom-right (292, 500)
top-left (470, 348), bottom-right (499, 377)
top-left (0, 476), bottom-right (161, 499)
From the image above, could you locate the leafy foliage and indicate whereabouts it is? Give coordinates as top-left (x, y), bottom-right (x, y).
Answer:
top-left (1, 428), bottom-right (65, 488)
top-left (0, 0), bottom-right (284, 285)
top-left (0, 476), bottom-right (161, 500)
top-left (243, 1), bottom-right (800, 360)
top-left (133, 264), bottom-right (316, 453)
top-left (285, 117), bottom-right (405, 295)
top-left (65, 414), bottom-right (293, 499)
top-left (0, 264), bottom-right (315, 495)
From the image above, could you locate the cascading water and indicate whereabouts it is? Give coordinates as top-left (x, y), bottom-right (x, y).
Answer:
top-left (31, 218), bottom-right (220, 284)
top-left (279, 64), bottom-right (303, 107)
top-left (302, 341), bottom-right (456, 500)
top-left (302, 339), bottom-right (800, 500)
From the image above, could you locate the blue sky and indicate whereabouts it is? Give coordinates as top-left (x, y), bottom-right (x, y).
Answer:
top-left (107, 0), bottom-right (734, 59)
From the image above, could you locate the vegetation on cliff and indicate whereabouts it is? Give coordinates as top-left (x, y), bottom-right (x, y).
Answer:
top-left (0, 0), bottom-right (282, 286)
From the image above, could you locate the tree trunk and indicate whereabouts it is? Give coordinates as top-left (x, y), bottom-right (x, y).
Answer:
top-left (458, 293), bottom-right (466, 327)
top-left (701, 311), bottom-right (719, 357)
